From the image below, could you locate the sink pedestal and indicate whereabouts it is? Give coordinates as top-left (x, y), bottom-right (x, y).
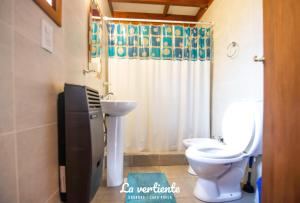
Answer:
top-left (100, 100), bottom-right (137, 187)
top-left (106, 116), bottom-right (124, 187)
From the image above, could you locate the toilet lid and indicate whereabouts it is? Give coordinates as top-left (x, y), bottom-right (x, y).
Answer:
top-left (221, 102), bottom-right (256, 154)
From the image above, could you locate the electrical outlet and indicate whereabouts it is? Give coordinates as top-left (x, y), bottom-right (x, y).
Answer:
top-left (41, 19), bottom-right (54, 53)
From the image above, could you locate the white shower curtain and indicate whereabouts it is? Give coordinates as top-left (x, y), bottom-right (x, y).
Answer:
top-left (108, 58), bottom-right (211, 152)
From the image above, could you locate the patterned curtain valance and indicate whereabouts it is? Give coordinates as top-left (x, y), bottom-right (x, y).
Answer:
top-left (107, 23), bottom-right (212, 61)
top-left (90, 21), bottom-right (102, 58)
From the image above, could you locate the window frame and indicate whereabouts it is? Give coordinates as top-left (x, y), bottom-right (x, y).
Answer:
top-left (34, 0), bottom-right (62, 27)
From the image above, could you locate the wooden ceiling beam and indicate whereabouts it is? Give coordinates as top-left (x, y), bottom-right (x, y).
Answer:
top-left (108, 0), bottom-right (114, 15)
top-left (163, 5), bottom-right (169, 16)
top-left (196, 0), bottom-right (214, 20)
top-left (109, 0), bottom-right (209, 8)
top-left (196, 8), bottom-right (207, 20)
top-left (208, 0), bottom-right (214, 7)
top-left (113, 11), bottom-right (197, 21)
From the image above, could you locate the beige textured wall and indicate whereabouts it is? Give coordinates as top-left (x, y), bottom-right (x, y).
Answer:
top-left (0, 0), bottom-right (110, 202)
top-left (201, 0), bottom-right (264, 138)
top-left (98, 0), bottom-right (112, 16)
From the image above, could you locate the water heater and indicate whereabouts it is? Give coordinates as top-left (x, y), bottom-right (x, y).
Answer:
top-left (58, 84), bottom-right (105, 203)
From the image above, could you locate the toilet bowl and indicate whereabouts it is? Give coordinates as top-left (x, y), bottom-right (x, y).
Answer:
top-left (185, 101), bottom-right (263, 202)
top-left (182, 138), bottom-right (224, 175)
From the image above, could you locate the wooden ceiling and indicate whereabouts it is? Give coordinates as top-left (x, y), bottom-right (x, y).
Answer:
top-left (108, 0), bottom-right (214, 21)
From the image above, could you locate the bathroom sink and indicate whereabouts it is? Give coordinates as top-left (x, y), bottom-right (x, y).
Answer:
top-left (101, 99), bottom-right (138, 186)
top-left (101, 100), bottom-right (137, 116)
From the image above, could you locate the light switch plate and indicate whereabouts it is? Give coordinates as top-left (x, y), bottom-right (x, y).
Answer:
top-left (41, 19), bottom-right (54, 53)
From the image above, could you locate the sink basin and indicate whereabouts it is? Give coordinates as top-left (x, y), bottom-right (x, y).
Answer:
top-left (101, 100), bottom-right (137, 116)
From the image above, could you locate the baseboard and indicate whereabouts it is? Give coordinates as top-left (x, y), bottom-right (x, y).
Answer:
top-left (103, 152), bottom-right (188, 169)
top-left (123, 152), bottom-right (188, 167)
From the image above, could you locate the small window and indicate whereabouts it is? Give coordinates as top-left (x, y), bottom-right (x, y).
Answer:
top-left (46, 0), bottom-right (53, 6)
top-left (34, 0), bottom-right (62, 27)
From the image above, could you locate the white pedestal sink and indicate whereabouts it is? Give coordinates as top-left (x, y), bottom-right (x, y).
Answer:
top-left (101, 100), bottom-right (137, 187)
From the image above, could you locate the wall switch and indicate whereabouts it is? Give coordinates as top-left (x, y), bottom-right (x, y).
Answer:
top-left (41, 19), bottom-right (54, 53)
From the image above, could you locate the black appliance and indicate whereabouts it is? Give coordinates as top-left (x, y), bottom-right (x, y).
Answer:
top-left (58, 84), bottom-right (105, 203)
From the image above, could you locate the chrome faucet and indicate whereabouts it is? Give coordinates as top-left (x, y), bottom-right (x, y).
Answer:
top-left (100, 92), bottom-right (114, 100)
top-left (217, 136), bottom-right (224, 144)
top-left (213, 136), bottom-right (225, 144)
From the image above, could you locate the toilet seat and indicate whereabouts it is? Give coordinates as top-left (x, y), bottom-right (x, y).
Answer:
top-left (183, 138), bottom-right (216, 148)
top-left (183, 138), bottom-right (222, 148)
top-left (186, 145), bottom-right (247, 164)
top-left (194, 145), bottom-right (243, 159)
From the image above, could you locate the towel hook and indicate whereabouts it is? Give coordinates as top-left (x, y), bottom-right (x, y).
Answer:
top-left (227, 41), bottom-right (239, 59)
top-left (253, 55), bottom-right (265, 63)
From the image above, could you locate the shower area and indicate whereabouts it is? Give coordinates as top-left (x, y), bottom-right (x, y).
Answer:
top-left (90, 16), bottom-right (214, 153)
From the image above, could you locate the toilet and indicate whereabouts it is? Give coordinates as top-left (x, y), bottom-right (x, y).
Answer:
top-left (185, 101), bottom-right (263, 202)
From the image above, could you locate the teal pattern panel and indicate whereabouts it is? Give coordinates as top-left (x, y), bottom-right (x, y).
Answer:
top-left (107, 23), bottom-right (212, 61)
top-left (163, 25), bottom-right (173, 36)
top-left (125, 173), bottom-right (176, 203)
top-left (91, 21), bottom-right (102, 58)
top-left (116, 46), bottom-right (126, 57)
top-left (151, 47), bottom-right (161, 59)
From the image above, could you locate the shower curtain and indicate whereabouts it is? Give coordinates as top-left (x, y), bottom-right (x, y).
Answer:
top-left (107, 23), bottom-right (212, 152)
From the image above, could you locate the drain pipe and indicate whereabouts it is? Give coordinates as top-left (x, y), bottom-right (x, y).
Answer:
top-left (243, 156), bottom-right (255, 193)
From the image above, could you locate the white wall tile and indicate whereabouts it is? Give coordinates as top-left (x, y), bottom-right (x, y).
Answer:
top-left (0, 134), bottom-right (18, 203)
top-left (17, 125), bottom-right (58, 203)
top-left (0, 21), bottom-right (14, 133)
top-left (0, 0), bottom-right (111, 202)
top-left (201, 0), bottom-right (263, 138)
top-left (0, 0), bottom-right (13, 24)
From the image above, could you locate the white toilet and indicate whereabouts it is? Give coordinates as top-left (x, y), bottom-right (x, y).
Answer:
top-left (185, 101), bottom-right (263, 202)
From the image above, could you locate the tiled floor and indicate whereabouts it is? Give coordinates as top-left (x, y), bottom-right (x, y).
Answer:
top-left (92, 165), bottom-right (255, 203)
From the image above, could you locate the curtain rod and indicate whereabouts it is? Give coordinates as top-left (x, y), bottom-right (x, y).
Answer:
top-left (102, 16), bottom-right (213, 26)
top-left (92, 16), bottom-right (102, 20)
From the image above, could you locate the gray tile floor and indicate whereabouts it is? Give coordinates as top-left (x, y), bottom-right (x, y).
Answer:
top-left (92, 165), bottom-right (255, 203)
